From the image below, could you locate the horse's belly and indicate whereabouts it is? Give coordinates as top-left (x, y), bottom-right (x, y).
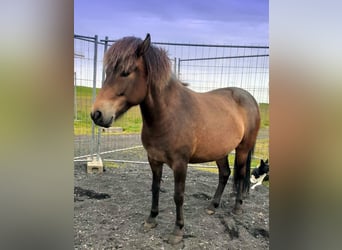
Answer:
top-left (190, 135), bottom-right (242, 163)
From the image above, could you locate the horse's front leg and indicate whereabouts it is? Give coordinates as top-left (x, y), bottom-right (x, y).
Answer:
top-left (144, 157), bottom-right (163, 230)
top-left (168, 160), bottom-right (187, 245)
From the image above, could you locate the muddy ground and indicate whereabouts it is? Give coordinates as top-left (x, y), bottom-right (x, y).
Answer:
top-left (74, 153), bottom-right (269, 250)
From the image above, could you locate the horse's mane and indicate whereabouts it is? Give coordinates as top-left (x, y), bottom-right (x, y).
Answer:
top-left (104, 36), bottom-right (171, 92)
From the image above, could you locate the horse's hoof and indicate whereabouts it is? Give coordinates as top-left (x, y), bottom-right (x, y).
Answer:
top-left (168, 234), bottom-right (183, 245)
top-left (206, 209), bottom-right (215, 215)
top-left (232, 207), bottom-right (243, 215)
top-left (143, 218), bottom-right (157, 230)
top-left (206, 205), bottom-right (215, 215)
top-left (167, 226), bottom-right (184, 245)
top-left (206, 203), bottom-right (217, 215)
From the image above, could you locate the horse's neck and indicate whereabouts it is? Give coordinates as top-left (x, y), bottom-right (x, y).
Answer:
top-left (140, 79), bottom-right (184, 127)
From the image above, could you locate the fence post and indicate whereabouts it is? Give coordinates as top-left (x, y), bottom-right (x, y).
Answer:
top-left (102, 36), bottom-right (109, 84)
top-left (74, 71), bottom-right (77, 120)
top-left (177, 58), bottom-right (181, 79)
top-left (96, 36), bottom-right (109, 160)
top-left (87, 35), bottom-right (103, 173)
top-left (91, 35), bottom-right (98, 158)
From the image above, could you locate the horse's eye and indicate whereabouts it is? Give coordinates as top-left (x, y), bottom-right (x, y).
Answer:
top-left (120, 71), bottom-right (130, 77)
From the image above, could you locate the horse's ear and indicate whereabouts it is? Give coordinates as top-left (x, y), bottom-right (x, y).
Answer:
top-left (136, 33), bottom-right (151, 57)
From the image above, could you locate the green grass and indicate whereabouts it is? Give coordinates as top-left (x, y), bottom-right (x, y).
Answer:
top-left (104, 162), bottom-right (123, 168)
top-left (259, 103), bottom-right (269, 128)
top-left (76, 85), bottom-right (99, 96)
top-left (254, 138), bottom-right (269, 159)
top-left (111, 106), bottom-right (142, 133)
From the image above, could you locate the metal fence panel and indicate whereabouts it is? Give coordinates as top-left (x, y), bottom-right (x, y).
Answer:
top-left (74, 35), bottom-right (269, 163)
top-left (74, 35), bottom-right (97, 159)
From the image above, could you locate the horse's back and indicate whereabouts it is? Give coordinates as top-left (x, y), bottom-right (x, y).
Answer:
top-left (209, 87), bottom-right (258, 108)
top-left (208, 87), bottom-right (260, 124)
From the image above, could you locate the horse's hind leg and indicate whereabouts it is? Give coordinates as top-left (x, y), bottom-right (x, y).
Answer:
top-left (233, 147), bottom-right (252, 214)
top-left (206, 156), bottom-right (231, 215)
top-left (144, 157), bottom-right (163, 230)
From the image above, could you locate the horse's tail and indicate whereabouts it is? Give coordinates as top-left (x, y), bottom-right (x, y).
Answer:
top-left (234, 145), bottom-right (254, 194)
top-left (244, 146), bottom-right (254, 193)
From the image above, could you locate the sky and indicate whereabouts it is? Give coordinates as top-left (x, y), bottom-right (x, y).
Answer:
top-left (74, 0), bottom-right (269, 45)
top-left (74, 0), bottom-right (269, 103)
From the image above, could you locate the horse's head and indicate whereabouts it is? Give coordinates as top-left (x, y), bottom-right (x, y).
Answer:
top-left (90, 34), bottom-right (151, 127)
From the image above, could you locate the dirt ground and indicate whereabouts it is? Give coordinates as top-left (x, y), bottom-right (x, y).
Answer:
top-left (74, 157), bottom-right (269, 249)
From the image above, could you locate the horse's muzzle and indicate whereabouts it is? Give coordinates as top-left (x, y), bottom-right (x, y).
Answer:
top-left (90, 110), bottom-right (113, 128)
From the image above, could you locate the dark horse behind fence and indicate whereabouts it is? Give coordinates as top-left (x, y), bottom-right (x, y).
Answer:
top-left (91, 34), bottom-right (260, 245)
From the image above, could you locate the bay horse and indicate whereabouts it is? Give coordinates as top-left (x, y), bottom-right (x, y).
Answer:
top-left (91, 34), bottom-right (260, 245)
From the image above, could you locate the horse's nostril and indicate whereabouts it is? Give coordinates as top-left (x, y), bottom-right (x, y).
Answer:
top-left (91, 110), bottom-right (102, 121)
